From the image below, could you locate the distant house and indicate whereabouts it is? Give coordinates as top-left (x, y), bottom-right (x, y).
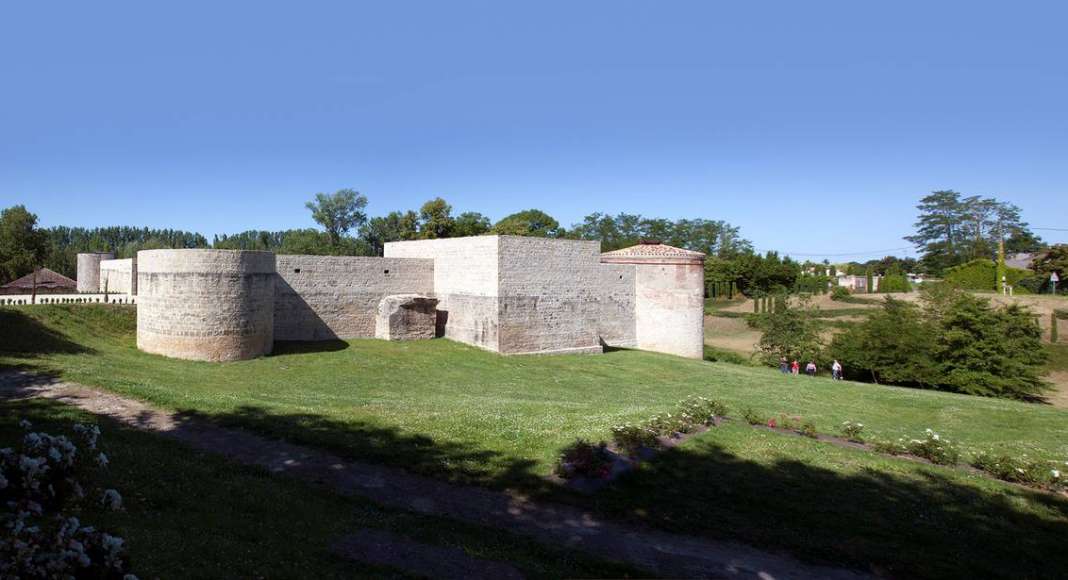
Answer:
top-left (0, 268), bottom-right (77, 295)
top-left (836, 272), bottom-right (880, 293)
top-left (1005, 252), bottom-right (1044, 271)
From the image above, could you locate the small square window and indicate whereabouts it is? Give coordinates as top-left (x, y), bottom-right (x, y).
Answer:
top-left (384, 269), bottom-right (390, 274)
top-left (294, 268), bottom-right (301, 273)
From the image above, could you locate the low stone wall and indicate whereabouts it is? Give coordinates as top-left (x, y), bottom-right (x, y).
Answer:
top-left (99, 258), bottom-right (137, 295)
top-left (137, 249), bottom-right (276, 362)
top-left (274, 255), bottom-right (434, 341)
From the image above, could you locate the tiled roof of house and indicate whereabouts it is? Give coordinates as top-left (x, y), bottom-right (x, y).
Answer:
top-left (601, 240), bottom-right (706, 263)
top-left (0, 268), bottom-right (77, 291)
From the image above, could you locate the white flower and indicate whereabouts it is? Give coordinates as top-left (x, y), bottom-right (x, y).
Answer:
top-left (932, 434), bottom-right (940, 441)
top-left (18, 419), bottom-right (32, 430)
top-left (96, 452), bottom-right (109, 468)
top-left (101, 489), bottom-right (123, 511)
top-left (1053, 470), bottom-right (1061, 479)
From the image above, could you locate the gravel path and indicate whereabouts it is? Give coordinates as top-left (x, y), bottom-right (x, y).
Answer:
top-left (0, 370), bottom-right (874, 580)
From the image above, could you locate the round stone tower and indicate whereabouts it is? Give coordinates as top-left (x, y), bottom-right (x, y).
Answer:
top-left (136, 249), bottom-right (276, 362)
top-left (601, 241), bottom-right (706, 359)
top-left (76, 252), bottom-right (115, 292)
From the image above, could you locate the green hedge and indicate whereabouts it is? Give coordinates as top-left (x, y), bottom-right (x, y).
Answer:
top-left (944, 259), bottom-right (1031, 291)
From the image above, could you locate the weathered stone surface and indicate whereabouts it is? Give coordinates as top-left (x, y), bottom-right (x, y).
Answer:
top-left (136, 249), bottom-right (276, 362)
top-left (274, 255), bottom-right (433, 341)
top-left (126, 237), bottom-right (704, 362)
top-left (76, 253), bottom-right (114, 293)
top-left (99, 258), bottom-right (137, 295)
top-left (601, 242), bottom-right (706, 359)
top-left (375, 294), bottom-right (439, 341)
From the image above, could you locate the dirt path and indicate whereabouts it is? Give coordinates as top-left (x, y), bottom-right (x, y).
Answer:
top-left (0, 371), bottom-right (872, 580)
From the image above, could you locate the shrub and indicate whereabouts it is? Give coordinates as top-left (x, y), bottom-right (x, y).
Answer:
top-left (676, 395), bottom-right (727, 427)
top-left (554, 439), bottom-right (614, 480)
top-left (0, 420), bottom-right (135, 578)
top-left (645, 413), bottom-right (690, 437)
top-left (872, 439), bottom-right (909, 456)
top-left (905, 429), bottom-right (960, 465)
top-left (741, 408), bottom-right (764, 425)
top-left (611, 424), bottom-right (659, 455)
top-left (971, 452), bottom-right (1063, 488)
top-left (944, 259), bottom-right (1030, 291)
top-left (840, 421), bottom-right (865, 442)
top-left (800, 421), bottom-right (818, 439)
top-left (831, 286), bottom-right (850, 301)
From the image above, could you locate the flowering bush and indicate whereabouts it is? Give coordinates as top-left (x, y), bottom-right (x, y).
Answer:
top-left (676, 396), bottom-right (728, 427)
top-left (554, 439), bottom-right (615, 480)
top-left (873, 430), bottom-right (960, 465)
top-left (800, 421), bottom-right (818, 439)
top-left (1, 419), bottom-right (136, 579)
top-left (611, 424), bottom-right (659, 455)
top-left (840, 421), bottom-right (865, 442)
top-left (906, 429), bottom-right (961, 465)
top-left (971, 452), bottom-right (1065, 489)
top-left (644, 413), bottom-right (689, 437)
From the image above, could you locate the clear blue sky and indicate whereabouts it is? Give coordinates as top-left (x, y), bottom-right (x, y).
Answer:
top-left (2, 1), bottom-right (1066, 259)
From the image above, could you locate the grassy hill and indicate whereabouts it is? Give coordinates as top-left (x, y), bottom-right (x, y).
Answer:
top-left (3, 305), bottom-right (1068, 578)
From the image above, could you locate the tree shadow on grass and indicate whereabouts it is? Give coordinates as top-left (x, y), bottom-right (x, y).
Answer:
top-left (593, 436), bottom-right (1068, 580)
top-left (0, 309), bottom-right (93, 357)
top-left (155, 402), bottom-right (1068, 579)
top-left (169, 405), bottom-right (552, 493)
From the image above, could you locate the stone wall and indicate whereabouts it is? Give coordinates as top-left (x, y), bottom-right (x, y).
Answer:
top-left (99, 258), bottom-right (137, 295)
top-left (76, 253), bottom-right (114, 293)
top-left (274, 255), bottom-right (433, 341)
top-left (497, 237), bottom-right (605, 354)
top-left (634, 263), bottom-right (705, 359)
top-left (136, 249), bottom-right (276, 362)
top-left (597, 264), bottom-right (637, 348)
top-left (385, 237), bottom-right (500, 351)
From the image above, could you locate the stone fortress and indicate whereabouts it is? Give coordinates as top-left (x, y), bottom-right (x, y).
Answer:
top-left (76, 235), bottom-right (706, 362)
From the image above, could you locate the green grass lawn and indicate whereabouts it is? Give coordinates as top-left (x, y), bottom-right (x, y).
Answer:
top-left (0, 397), bottom-right (638, 579)
top-left (3, 305), bottom-right (1068, 578)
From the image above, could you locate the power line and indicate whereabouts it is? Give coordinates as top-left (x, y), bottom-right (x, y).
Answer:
top-left (1033, 227), bottom-right (1068, 232)
top-left (754, 246), bottom-right (915, 258)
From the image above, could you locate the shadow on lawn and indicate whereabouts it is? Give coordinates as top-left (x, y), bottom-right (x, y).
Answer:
top-left (0, 309), bottom-right (93, 357)
top-left (596, 438), bottom-right (1068, 580)
top-left (156, 400), bottom-right (1068, 579)
top-left (271, 340), bottom-right (351, 356)
top-left (171, 405), bottom-right (550, 492)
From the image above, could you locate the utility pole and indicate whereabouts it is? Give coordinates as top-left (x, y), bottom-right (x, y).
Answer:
top-left (31, 267), bottom-right (38, 305)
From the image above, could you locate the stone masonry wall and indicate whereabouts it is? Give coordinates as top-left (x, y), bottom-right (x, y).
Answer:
top-left (497, 237), bottom-right (605, 355)
top-left (597, 264), bottom-right (637, 348)
top-left (634, 262), bottom-right (705, 359)
top-left (136, 249), bottom-right (276, 362)
top-left (274, 255), bottom-right (434, 341)
top-left (99, 258), bottom-right (136, 295)
top-left (385, 237), bottom-right (500, 351)
top-left (76, 253), bottom-right (114, 293)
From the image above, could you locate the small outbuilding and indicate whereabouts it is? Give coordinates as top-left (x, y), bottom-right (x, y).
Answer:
top-left (0, 268), bottom-right (78, 295)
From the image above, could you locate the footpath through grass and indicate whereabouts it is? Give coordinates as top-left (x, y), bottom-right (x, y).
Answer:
top-left (3, 305), bottom-right (1068, 578)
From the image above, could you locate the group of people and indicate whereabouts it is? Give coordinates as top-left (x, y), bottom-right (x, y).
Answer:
top-left (779, 357), bottom-right (844, 380)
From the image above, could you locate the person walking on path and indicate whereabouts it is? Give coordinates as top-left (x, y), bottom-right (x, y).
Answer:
top-left (832, 359), bottom-right (843, 381)
top-left (805, 361), bottom-right (817, 377)
top-left (791, 360), bottom-right (800, 375)
top-left (780, 356), bottom-right (790, 374)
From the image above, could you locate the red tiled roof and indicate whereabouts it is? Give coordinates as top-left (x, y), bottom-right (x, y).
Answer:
top-left (601, 241), bottom-right (705, 264)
